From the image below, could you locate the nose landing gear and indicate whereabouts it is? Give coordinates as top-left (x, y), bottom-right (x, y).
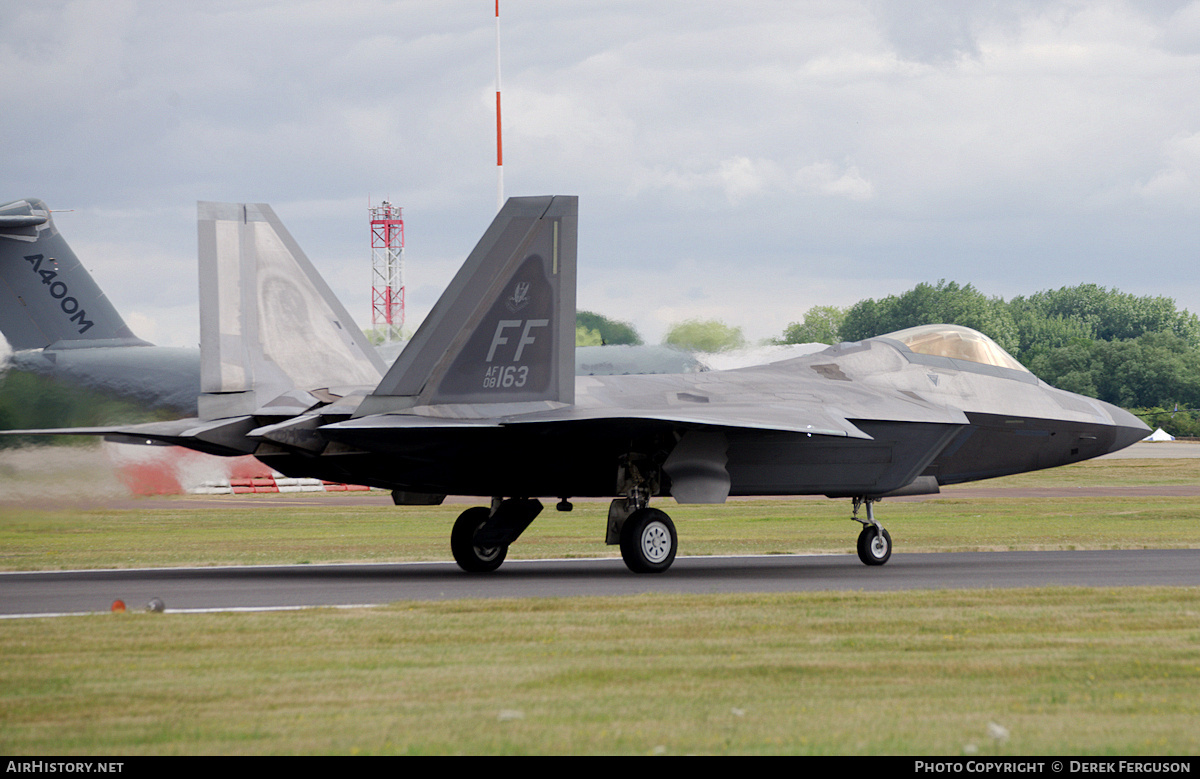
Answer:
top-left (851, 497), bottom-right (892, 566)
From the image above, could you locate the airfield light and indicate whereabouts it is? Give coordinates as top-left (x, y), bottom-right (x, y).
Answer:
top-left (111, 599), bottom-right (126, 612)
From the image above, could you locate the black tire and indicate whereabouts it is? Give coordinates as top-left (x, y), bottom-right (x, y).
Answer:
top-left (619, 508), bottom-right (677, 574)
top-left (451, 506), bottom-right (507, 573)
top-left (856, 525), bottom-right (892, 566)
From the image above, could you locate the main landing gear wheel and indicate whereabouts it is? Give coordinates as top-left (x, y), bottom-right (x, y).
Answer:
top-left (856, 525), bottom-right (892, 566)
top-left (451, 506), bottom-right (508, 573)
top-left (619, 508), bottom-right (678, 574)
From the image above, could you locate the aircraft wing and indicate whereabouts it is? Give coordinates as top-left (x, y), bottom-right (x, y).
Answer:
top-left (2, 417), bottom-right (260, 457)
top-left (323, 402), bottom-right (873, 439)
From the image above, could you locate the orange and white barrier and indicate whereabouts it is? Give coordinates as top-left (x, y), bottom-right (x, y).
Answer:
top-left (102, 442), bottom-right (371, 496)
top-left (193, 476), bottom-right (371, 494)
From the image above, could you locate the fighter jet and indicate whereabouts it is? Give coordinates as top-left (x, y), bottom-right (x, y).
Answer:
top-left (0, 198), bottom-right (703, 419)
top-left (5, 196), bottom-right (1149, 574)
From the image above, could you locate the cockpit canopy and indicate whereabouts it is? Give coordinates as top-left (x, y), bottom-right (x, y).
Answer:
top-left (880, 324), bottom-right (1029, 373)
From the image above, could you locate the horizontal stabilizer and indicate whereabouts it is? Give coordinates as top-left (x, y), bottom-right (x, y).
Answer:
top-left (0, 214), bottom-right (48, 230)
top-left (0, 416), bottom-right (259, 457)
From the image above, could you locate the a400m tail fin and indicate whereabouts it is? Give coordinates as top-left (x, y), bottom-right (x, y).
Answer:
top-left (196, 202), bottom-right (386, 421)
top-left (0, 198), bottom-right (147, 351)
top-left (355, 195), bottom-right (577, 418)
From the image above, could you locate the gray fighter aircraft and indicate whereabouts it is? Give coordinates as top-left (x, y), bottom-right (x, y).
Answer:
top-left (0, 198), bottom-right (701, 418)
top-left (5, 196), bottom-right (1149, 574)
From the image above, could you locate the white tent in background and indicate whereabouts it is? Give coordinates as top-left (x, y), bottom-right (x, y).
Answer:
top-left (1144, 427), bottom-right (1176, 442)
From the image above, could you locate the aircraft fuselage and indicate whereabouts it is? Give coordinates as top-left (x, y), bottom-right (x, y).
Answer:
top-left (280, 336), bottom-right (1147, 501)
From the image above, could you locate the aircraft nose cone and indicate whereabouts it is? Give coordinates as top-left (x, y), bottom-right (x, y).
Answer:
top-left (1099, 401), bottom-right (1151, 454)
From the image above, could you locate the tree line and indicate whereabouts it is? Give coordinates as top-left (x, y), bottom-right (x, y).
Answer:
top-left (0, 371), bottom-right (173, 449)
top-left (779, 282), bottom-right (1200, 436)
top-left (577, 312), bottom-right (747, 353)
top-left (575, 285), bottom-right (1200, 436)
top-left (5, 285), bottom-right (1196, 449)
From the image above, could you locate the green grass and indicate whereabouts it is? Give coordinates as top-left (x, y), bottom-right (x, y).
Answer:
top-left (2, 452), bottom-right (1199, 754)
top-left (955, 457), bottom-right (1200, 487)
top-left (1, 589), bottom-right (1198, 755)
top-left (1, 495), bottom-right (1197, 571)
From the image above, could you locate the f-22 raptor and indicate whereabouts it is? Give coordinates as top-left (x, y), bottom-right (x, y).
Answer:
top-left (7, 196), bottom-right (1149, 574)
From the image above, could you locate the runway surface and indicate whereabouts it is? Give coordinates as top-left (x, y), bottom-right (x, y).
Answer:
top-left (3, 549), bottom-right (1198, 617)
top-left (2, 440), bottom-right (1197, 617)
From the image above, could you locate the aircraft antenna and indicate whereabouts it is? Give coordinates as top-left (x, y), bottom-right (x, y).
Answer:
top-left (495, 0), bottom-right (504, 211)
top-left (369, 200), bottom-right (405, 342)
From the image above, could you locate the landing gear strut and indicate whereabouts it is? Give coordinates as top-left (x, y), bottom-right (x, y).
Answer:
top-left (851, 497), bottom-right (892, 566)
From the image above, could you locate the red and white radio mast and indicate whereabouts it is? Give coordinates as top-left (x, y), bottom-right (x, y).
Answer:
top-left (369, 201), bottom-right (405, 342)
top-left (495, 1), bottom-right (504, 211)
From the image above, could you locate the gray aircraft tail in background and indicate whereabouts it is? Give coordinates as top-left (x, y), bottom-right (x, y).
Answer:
top-left (0, 198), bottom-right (200, 413)
top-left (4, 196), bottom-right (1149, 574)
top-left (0, 198), bottom-right (145, 350)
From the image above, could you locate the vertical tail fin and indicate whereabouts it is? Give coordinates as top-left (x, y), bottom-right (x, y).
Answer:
top-left (197, 202), bottom-right (385, 420)
top-left (0, 198), bottom-right (146, 351)
top-left (356, 195), bottom-right (577, 417)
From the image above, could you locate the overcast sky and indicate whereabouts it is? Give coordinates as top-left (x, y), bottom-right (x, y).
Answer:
top-left (4, 1), bottom-right (1199, 350)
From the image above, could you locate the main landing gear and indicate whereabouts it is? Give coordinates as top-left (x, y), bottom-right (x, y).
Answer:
top-left (450, 498), bottom-right (542, 573)
top-left (451, 493), bottom-right (681, 574)
top-left (618, 507), bottom-right (678, 574)
top-left (851, 497), bottom-right (892, 566)
top-left (606, 487), bottom-right (678, 574)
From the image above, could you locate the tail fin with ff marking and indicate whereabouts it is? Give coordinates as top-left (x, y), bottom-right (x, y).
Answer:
top-left (0, 198), bottom-right (147, 351)
top-left (196, 202), bottom-right (385, 421)
top-left (355, 195), bottom-right (577, 417)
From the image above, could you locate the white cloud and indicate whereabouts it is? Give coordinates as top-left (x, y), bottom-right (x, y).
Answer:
top-left (795, 161), bottom-right (876, 201)
top-left (3, 1), bottom-right (1200, 349)
top-left (1136, 131), bottom-right (1200, 202)
top-left (625, 156), bottom-right (873, 206)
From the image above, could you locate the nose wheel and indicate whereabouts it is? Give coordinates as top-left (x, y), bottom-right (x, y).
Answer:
top-left (856, 524), bottom-right (892, 566)
top-left (852, 497), bottom-right (892, 566)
